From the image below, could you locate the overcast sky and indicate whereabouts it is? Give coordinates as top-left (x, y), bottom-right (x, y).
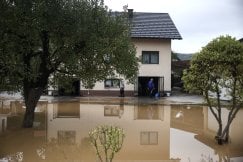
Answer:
top-left (104, 0), bottom-right (243, 53)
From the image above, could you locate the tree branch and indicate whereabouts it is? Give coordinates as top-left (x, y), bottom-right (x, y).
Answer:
top-left (221, 105), bottom-right (241, 139)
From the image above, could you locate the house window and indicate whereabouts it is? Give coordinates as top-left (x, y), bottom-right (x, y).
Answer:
top-left (142, 51), bottom-right (159, 64)
top-left (104, 79), bottom-right (120, 88)
top-left (140, 131), bottom-right (158, 145)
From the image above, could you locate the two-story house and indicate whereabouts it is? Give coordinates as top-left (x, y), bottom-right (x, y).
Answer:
top-left (79, 10), bottom-right (182, 97)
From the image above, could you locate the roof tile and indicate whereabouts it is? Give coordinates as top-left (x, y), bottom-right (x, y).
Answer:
top-left (130, 12), bottom-right (182, 39)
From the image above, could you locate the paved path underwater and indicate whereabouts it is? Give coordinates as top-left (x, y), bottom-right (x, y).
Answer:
top-left (1, 92), bottom-right (204, 105)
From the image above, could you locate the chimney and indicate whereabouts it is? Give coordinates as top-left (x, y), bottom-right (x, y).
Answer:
top-left (128, 9), bottom-right (133, 19)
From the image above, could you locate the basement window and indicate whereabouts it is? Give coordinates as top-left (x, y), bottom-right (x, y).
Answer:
top-left (104, 79), bottom-right (120, 88)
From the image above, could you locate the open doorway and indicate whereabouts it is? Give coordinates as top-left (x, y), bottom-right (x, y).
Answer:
top-left (138, 77), bottom-right (159, 96)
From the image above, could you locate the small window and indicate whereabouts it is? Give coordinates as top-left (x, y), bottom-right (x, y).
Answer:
top-left (140, 131), bottom-right (158, 145)
top-left (104, 79), bottom-right (120, 88)
top-left (142, 51), bottom-right (159, 64)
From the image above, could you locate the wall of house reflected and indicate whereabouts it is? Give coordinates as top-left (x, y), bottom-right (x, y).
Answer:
top-left (199, 106), bottom-right (243, 160)
top-left (170, 105), bottom-right (243, 162)
top-left (0, 100), bottom-right (47, 133)
top-left (47, 102), bottom-right (173, 161)
top-left (0, 100), bottom-right (48, 162)
top-left (171, 105), bottom-right (204, 134)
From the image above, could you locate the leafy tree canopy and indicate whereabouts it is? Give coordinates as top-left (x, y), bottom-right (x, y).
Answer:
top-left (182, 35), bottom-right (243, 144)
top-left (0, 0), bottom-right (138, 127)
top-left (0, 0), bottom-right (138, 91)
top-left (183, 35), bottom-right (243, 98)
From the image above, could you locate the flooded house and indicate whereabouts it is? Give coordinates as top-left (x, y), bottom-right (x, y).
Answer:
top-left (48, 10), bottom-right (182, 97)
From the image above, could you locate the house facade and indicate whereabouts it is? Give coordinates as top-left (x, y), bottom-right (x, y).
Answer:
top-left (80, 10), bottom-right (181, 97)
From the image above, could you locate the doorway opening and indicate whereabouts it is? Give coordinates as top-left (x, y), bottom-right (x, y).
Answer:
top-left (137, 77), bottom-right (164, 96)
top-left (138, 77), bottom-right (158, 96)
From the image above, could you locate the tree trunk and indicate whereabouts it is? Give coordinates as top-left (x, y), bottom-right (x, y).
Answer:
top-left (220, 105), bottom-right (241, 143)
top-left (22, 87), bottom-right (44, 128)
top-left (21, 30), bottom-right (53, 128)
top-left (216, 123), bottom-right (223, 145)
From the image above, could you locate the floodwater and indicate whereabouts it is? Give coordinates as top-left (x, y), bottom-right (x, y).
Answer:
top-left (0, 99), bottom-right (243, 162)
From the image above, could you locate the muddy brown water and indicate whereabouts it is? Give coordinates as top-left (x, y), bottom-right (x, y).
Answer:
top-left (0, 100), bottom-right (242, 162)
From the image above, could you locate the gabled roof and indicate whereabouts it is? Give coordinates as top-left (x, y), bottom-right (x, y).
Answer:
top-left (130, 12), bottom-right (182, 40)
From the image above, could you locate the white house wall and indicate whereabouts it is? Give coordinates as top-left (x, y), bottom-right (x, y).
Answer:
top-left (80, 38), bottom-right (172, 96)
top-left (134, 38), bottom-right (171, 91)
top-left (81, 78), bottom-right (134, 91)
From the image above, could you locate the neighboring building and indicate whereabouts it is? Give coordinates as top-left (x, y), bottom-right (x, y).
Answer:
top-left (80, 10), bottom-right (182, 97)
top-left (239, 38), bottom-right (243, 43)
top-left (174, 53), bottom-right (193, 61)
top-left (171, 53), bottom-right (193, 88)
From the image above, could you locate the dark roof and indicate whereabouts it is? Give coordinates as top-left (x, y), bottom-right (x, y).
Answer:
top-left (239, 38), bottom-right (243, 42)
top-left (176, 53), bottom-right (193, 61)
top-left (130, 12), bottom-right (182, 39)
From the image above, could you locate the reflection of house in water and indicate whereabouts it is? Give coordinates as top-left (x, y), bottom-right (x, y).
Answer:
top-left (0, 100), bottom-right (22, 133)
top-left (0, 100), bottom-right (48, 162)
top-left (1, 100), bottom-right (242, 161)
top-left (134, 105), bottom-right (164, 120)
top-left (171, 105), bottom-right (243, 161)
top-left (0, 100), bottom-right (47, 134)
top-left (196, 107), bottom-right (243, 161)
top-left (47, 102), bottom-right (180, 161)
top-left (0, 114), bottom-right (8, 133)
top-left (171, 105), bottom-right (204, 134)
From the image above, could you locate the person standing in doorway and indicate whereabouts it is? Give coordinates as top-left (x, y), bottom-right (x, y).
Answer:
top-left (147, 78), bottom-right (155, 97)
